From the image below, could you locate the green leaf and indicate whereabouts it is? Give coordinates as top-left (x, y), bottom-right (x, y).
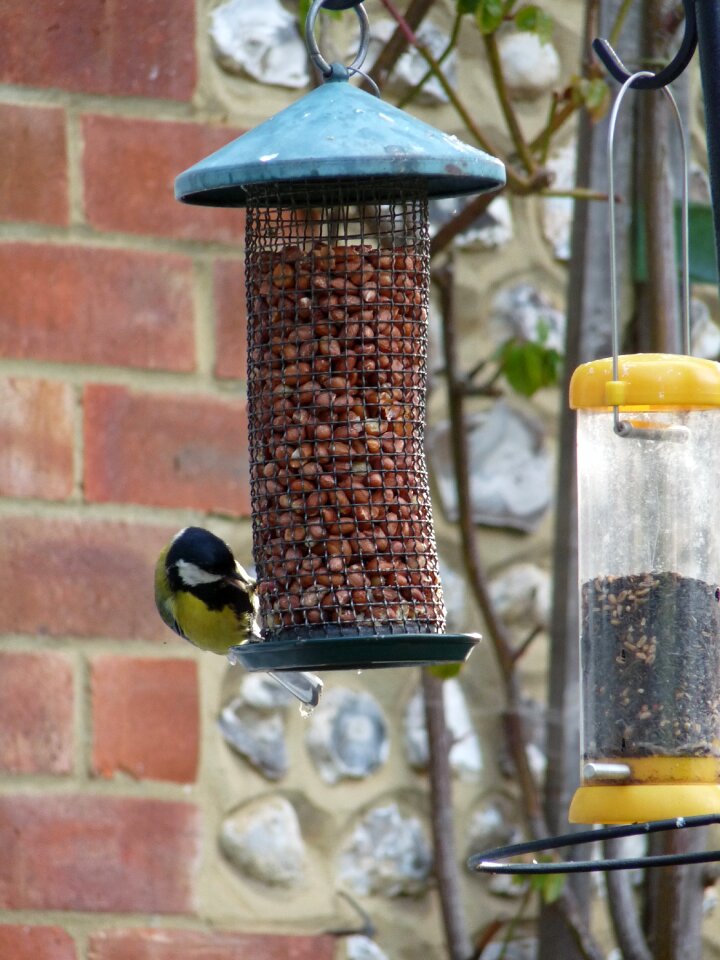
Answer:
top-left (298, 0), bottom-right (341, 23)
top-left (529, 869), bottom-right (566, 904)
top-left (475, 0), bottom-right (505, 33)
top-left (570, 76), bottom-right (610, 122)
top-left (430, 662), bottom-right (464, 680)
top-left (583, 77), bottom-right (608, 110)
top-left (583, 77), bottom-right (610, 120)
top-left (514, 5), bottom-right (554, 43)
top-left (458, 0), bottom-right (481, 13)
top-left (497, 337), bottom-right (562, 397)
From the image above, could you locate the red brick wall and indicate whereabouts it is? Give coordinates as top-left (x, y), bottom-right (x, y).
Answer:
top-left (0, 3), bottom-right (332, 957)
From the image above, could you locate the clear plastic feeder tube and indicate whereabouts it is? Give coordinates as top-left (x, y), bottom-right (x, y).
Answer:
top-left (570, 354), bottom-right (720, 823)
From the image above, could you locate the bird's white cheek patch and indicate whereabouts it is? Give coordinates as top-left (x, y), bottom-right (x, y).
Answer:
top-left (176, 560), bottom-right (223, 586)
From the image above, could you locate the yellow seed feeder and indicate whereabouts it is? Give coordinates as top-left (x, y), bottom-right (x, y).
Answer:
top-left (569, 353), bottom-right (720, 824)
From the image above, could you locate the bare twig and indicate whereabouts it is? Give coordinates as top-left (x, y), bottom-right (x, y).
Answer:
top-left (430, 194), bottom-right (497, 259)
top-left (397, 10), bottom-right (463, 109)
top-left (512, 626), bottom-right (543, 664)
top-left (436, 261), bottom-right (603, 960)
top-left (603, 839), bottom-right (652, 960)
top-left (436, 263), bottom-right (542, 823)
top-left (529, 95), bottom-right (580, 158)
top-left (364, 0), bottom-right (437, 93)
top-left (483, 32), bottom-right (537, 175)
top-left (375, 0), bottom-right (531, 191)
top-left (539, 187), bottom-right (613, 202)
top-left (422, 669), bottom-right (474, 960)
top-left (609, 0), bottom-right (637, 45)
top-left (472, 919), bottom-right (507, 960)
top-left (326, 890), bottom-right (377, 938)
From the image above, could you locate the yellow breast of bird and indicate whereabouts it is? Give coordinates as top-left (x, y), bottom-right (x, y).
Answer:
top-left (173, 591), bottom-right (250, 655)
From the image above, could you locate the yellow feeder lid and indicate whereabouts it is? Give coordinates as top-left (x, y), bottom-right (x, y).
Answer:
top-left (570, 353), bottom-right (720, 410)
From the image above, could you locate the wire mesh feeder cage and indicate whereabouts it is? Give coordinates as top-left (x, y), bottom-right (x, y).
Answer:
top-left (175, 0), bottom-right (506, 672)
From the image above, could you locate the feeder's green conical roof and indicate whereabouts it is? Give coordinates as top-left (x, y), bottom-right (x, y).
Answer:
top-left (175, 77), bottom-right (505, 206)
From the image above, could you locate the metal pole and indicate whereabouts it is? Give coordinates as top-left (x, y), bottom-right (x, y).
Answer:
top-left (695, 0), bottom-right (720, 288)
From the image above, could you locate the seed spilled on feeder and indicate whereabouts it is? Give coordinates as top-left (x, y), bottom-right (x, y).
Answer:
top-left (581, 571), bottom-right (720, 760)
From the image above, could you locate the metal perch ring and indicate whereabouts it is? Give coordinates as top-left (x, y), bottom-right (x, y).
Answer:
top-left (469, 814), bottom-right (720, 875)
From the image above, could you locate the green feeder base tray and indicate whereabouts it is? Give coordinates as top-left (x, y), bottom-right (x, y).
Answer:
top-left (231, 630), bottom-right (480, 672)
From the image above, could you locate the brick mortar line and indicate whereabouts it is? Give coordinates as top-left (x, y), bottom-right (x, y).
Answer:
top-left (0, 776), bottom-right (199, 801)
top-left (72, 650), bottom-right (88, 783)
top-left (78, 652), bottom-right (93, 786)
top-left (0, 85), bottom-right (216, 123)
top-left (0, 911), bottom-right (213, 929)
top-left (66, 109), bottom-right (85, 227)
top-left (0, 80), bottom-right (321, 136)
top-left (0, 912), bottom-right (334, 937)
top-left (0, 360), bottom-right (247, 396)
top-left (0, 79), bottom-right (304, 131)
top-left (192, 258), bottom-right (215, 379)
top-left (0, 221), bottom-right (247, 258)
top-left (73, 384), bottom-right (85, 502)
top-left (0, 497), bottom-right (253, 526)
top-left (0, 635), bottom-right (201, 659)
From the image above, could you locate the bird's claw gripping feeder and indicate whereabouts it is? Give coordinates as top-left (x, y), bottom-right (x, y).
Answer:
top-left (175, 0), bottom-right (505, 672)
top-left (471, 61), bottom-right (720, 877)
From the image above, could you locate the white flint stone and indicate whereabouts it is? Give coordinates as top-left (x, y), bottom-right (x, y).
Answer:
top-left (429, 195), bottom-right (513, 249)
top-left (363, 20), bottom-right (456, 105)
top-left (438, 561), bottom-right (468, 632)
top-left (690, 162), bottom-right (712, 204)
top-left (481, 937), bottom-right (537, 958)
top-left (426, 292), bottom-right (443, 375)
top-left (691, 298), bottom-right (720, 359)
top-left (305, 688), bottom-right (389, 785)
top-left (346, 935), bottom-right (390, 960)
top-left (404, 678), bottom-right (483, 780)
top-left (338, 804), bottom-right (432, 896)
top-left (429, 403), bottom-right (552, 532)
top-left (241, 672), bottom-right (295, 710)
top-left (525, 742), bottom-right (547, 781)
top-left (489, 562), bottom-right (551, 629)
top-left (487, 873), bottom-right (529, 898)
top-left (491, 283), bottom-right (566, 353)
top-left (600, 834), bottom-right (646, 889)
top-left (220, 796), bottom-right (305, 887)
top-left (704, 885), bottom-right (719, 915)
top-left (498, 31), bottom-right (560, 98)
top-left (541, 142), bottom-right (577, 260)
top-left (466, 802), bottom-right (519, 856)
top-left (218, 696), bottom-right (288, 780)
top-left (210, 0), bottom-right (310, 90)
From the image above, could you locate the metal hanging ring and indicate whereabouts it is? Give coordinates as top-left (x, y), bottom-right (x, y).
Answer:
top-left (305, 0), bottom-right (370, 78)
top-left (607, 69), bottom-right (691, 438)
top-left (593, 0), bottom-right (697, 90)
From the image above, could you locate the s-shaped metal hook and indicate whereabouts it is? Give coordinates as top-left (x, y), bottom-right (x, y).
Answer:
top-left (593, 0), bottom-right (697, 89)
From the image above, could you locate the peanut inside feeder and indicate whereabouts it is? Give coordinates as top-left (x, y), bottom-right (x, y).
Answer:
top-left (247, 180), bottom-right (442, 642)
top-left (174, 17), bottom-right (505, 670)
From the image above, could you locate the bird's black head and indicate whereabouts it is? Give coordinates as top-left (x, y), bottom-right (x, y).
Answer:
top-left (165, 527), bottom-right (238, 592)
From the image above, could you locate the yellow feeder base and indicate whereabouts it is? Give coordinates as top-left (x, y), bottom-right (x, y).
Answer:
top-left (570, 757), bottom-right (720, 824)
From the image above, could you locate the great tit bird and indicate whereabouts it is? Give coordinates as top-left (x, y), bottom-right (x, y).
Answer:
top-left (154, 526), bottom-right (323, 708)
